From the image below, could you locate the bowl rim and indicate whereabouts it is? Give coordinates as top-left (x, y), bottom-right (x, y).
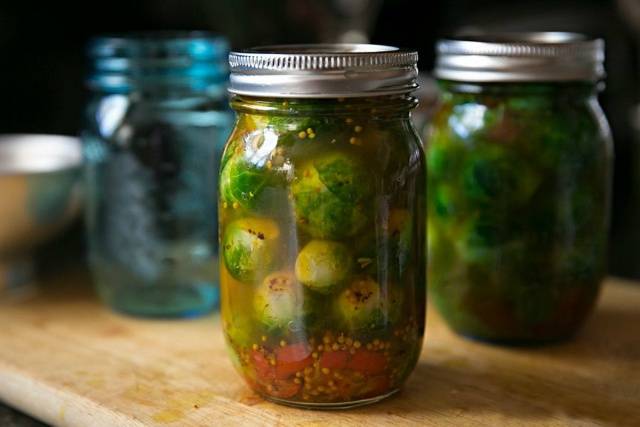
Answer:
top-left (0, 134), bottom-right (83, 176)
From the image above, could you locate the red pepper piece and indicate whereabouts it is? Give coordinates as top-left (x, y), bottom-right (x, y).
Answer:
top-left (348, 350), bottom-right (387, 375)
top-left (250, 350), bottom-right (275, 381)
top-left (275, 342), bottom-right (313, 379)
top-left (319, 350), bottom-right (349, 370)
top-left (269, 379), bottom-right (303, 399)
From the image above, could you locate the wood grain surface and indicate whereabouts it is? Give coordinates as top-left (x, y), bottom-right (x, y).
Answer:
top-left (0, 273), bottom-right (638, 426)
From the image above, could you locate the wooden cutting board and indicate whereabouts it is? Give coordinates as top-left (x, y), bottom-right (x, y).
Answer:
top-left (0, 272), bottom-right (638, 426)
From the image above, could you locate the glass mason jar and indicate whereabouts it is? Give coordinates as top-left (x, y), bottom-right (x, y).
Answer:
top-left (427, 33), bottom-right (613, 343)
top-left (83, 33), bottom-right (233, 317)
top-left (220, 45), bottom-right (426, 408)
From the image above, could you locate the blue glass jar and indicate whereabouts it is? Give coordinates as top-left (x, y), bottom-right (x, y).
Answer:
top-left (83, 33), bottom-right (233, 317)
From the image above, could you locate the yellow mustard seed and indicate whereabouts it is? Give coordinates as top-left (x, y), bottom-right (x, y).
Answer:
top-left (266, 160), bottom-right (272, 169)
top-left (280, 340), bottom-right (287, 347)
top-left (305, 383), bottom-right (312, 390)
top-left (269, 359), bottom-right (276, 366)
top-left (298, 131), bottom-right (307, 139)
top-left (332, 343), bottom-right (339, 351)
top-left (296, 371), bottom-right (302, 378)
top-left (346, 118), bottom-right (353, 124)
top-left (317, 345), bottom-right (324, 351)
top-left (312, 352), bottom-right (318, 359)
top-left (232, 202), bottom-right (239, 209)
top-left (323, 336), bottom-right (331, 344)
top-left (346, 337), bottom-right (353, 346)
top-left (304, 367), bottom-right (313, 375)
top-left (293, 378), bottom-right (301, 384)
top-left (337, 335), bottom-right (345, 344)
top-left (222, 202), bottom-right (228, 209)
top-left (328, 380), bottom-right (335, 387)
top-left (349, 137), bottom-right (358, 145)
top-left (306, 128), bottom-right (314, 134)
top-left (354, 125), bottom-right (363, 133)
top-left (317, 386), bottom-right (325, 392)
top-left (373, 339), bottom-right (380, 346)
top-left (354, 341), bottom-right (361, 349)
top-left (308, 133), bottom-right (316, 139)
top-left (261, 335), bottom-right (267, 342)
top-left (350, 348), bottom-right (356, 355)
top-left (252, 344), bottom-right (258, 351)
top-left (322, 368), bottom-right (330, 375)
top-left (366, 343), bottom-right (373, 350)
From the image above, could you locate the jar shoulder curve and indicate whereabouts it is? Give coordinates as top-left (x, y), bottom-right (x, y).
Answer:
top-left (427, 90), bottom-right (612, 168)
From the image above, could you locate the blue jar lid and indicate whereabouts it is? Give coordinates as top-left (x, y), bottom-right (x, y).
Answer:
top-left (87, 32), bottom-right (230, 94)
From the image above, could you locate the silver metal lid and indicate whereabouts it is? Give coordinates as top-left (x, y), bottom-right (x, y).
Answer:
top-left (228, 44), bottom-right (419, 98)
top-left (435, 32), bottom-right (605, 83)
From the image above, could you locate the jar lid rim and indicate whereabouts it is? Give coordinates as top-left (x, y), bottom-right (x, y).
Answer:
top-left (435, 32), bottom-right (604, 83)
top-left (228, 44), bottom-right (419, 98)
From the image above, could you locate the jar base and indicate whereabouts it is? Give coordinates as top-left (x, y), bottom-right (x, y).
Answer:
top-left (459, 331), bottom-right (580, 347)
top-left (261, 388), bottom-right (399, 410)
top-left (95, 279), bottom-right (219, 319)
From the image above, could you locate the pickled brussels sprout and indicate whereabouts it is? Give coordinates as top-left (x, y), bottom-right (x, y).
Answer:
top-left (427, 81), bottom-right (612, 342)
top-left (222, 217), bottom-right (280, 283)
top-left (461, 146), bottom-right (540, 205)
top-left (220, 154), bottom-right (267, 210)
top-left (292, 152), bottom-right (372, 239)
top-left (254, 271), bottom-right (309, 331)
top-left (295, 240), bottom-right (352, 294)
top-left (335, 277), bottom-right (401, 330)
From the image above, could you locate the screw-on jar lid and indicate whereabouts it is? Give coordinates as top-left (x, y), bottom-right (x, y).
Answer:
top-left (434, 32), bottom-right (605, 83)
top-left (228, 44), bottom-right (419, 98)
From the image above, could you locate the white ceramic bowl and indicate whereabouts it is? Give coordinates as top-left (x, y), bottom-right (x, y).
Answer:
top-left (0, 134), bottom-right (83, 296)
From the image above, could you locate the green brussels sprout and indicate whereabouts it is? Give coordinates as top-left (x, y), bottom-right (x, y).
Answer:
top-left (335, 277), bottom-right (402, 330)
top-left (462, 146), bottom-right (540, 205)
top-left (254, 270), bottom-right (311, 331)
top-left (388, 209), bottom-right (413, 275)
top-left (220, 153), bottom-right (271, 210)
top-left (351, 209), bottom-right (414, 278)
top-left (222, 217), bottom-right (280, 283)
top-left (295, 240), bottom-right (352, 294)
top-left (292, 152), bottom-right (372, 239)
top-left (456, 216), bottom-right (512, 263)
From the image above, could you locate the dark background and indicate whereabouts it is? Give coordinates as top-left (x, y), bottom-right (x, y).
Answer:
top-left (1, 0), bottom-right (639, 277)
